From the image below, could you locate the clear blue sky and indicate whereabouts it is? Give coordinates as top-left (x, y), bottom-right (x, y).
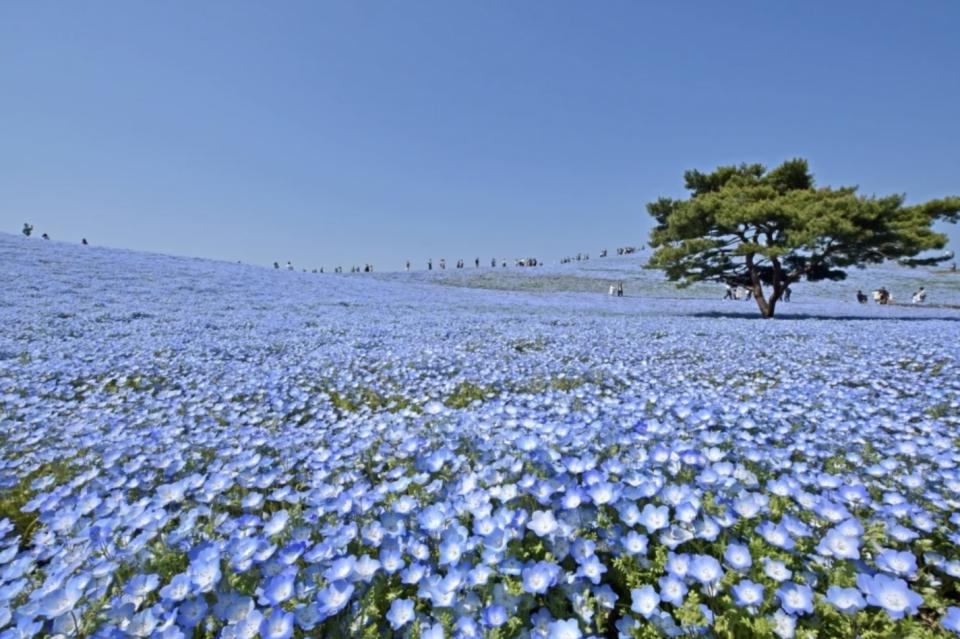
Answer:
top-left (2, 1), bottom-right (958, 270)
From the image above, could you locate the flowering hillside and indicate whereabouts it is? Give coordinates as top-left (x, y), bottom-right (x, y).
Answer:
top-left (1, 233), bottom-right (959, 638)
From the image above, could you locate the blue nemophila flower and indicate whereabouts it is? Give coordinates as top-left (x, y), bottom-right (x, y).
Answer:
top-left (658, 575), bottom-right (688, 606)
top-left (571, 538), bottom-right (596, 563)
top-left (816, 527), bottom-right (860, 560)
top-left (546, 618), bottom-right (582, 639)
top-left (379, 547), bottom-right (405, 574)
top-left (277, 540), bottom-right (306, 565)
top-left (776, 582), bottom-right (814, 616)
top-left (586, 481), bottom-right (619, 505)
top-left (943, 607), bottom-right (960, 635)
top-left (352, 554), bottom-right (381, 582)
top-left (689, 555), bottom-right (723, 595)
top-left (263, 510), bottom-right (290, 536)
top-left (419, 505), bottom-right (446, 534)
top-left (401, 562), bottom-right (427, 585)
top-left (875, 548), bottom-right (918, 578)
top-left (125, 572), bottom-right (160, 599)
top-left (595, 584), bottom-right (618, 609)
top-left (438, 540), bottom-right (465, 569)
top-left (771, 610), bottom-right (796, 639)
top-left (757, 521), bottom-right (795, 550)
top-left (420, 622), bottom-right (445, 639)
top-left (732, 580), bottom-right (764, 610)
top-left (316, 580), bottom-right (354, 620)
top-left (159, 573), bottom-right (192, 603)
top-left (825, 586), bottom-right (866, 614)
top-left (856, 573), bottom-right (923, 620)
top-left (232, 608), bottom-right (265, 639)
top-left (455, 615), bottom-right (481, 637)
top-left (189, 551), bottom-right (221, 593)
top-left (259, 567), bottom-right (297, 606)
top-left (522, 561), bottom-right (560, 595)
top-left (575, 555), bottom-right (607, 585)
top-left (176, 597), bottom-right (207, 629)
top-left (630, 585), bottom-right (660, 619)
top-left (724, 542), bottom-right (752, 572)
top-left (324, 556), bottom-right (356, 582)
top-left (665, 552), bottom-right (691, 578)
top-left (621, 531), bottom-right (648, 556)
top-left (386, 598), bottom-right (415, 630)
top-left (763, 558), bottom-right (793, 582)
top-left (482, 604), bottom-right (508, 627)
top-left (38, 574), bottom-right (86, 618)
top-left (638, 504), bottom-right (670, 533)
top-left (527, 510), bottom-right (559, 537)
top-left (260, 609), bottom-right (294, 639)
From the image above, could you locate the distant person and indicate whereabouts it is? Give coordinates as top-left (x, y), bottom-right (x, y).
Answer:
top-left (875, 287), bottom-right (890, 304)
top-left (608, 283), bottom-right (615, 296)
top-left (723, 284), bottom-right (735, 300)
top-left (286, 261), bottom-right (294, 271)
top-left (491, 257), bottom-right (496, 268)
top-left (22, 223), bottom-right (33, 237)
top-left (405, 260), bottom-right (410, 271)
top-left (42, 233), bottom-right (50, 240)
top-left (617, 281), bottom-right (624, 297)
top-left (428, 259), bottom-right (432, 271)
top-left (81, 238), bottom-right (88, 245)
top-left (475, 257), bottom-right (480, 268)
top-left (951, 262), bottom-right (957, 272)
top-left (274, 262), bottom-right (279, 269)
top-left (439, 258), bottom-right (446, 270)
top-left (782, 285), bottom-right (792, 302)
top-left (912, 287), bottom-right (927, 304)
top-left (856, 290), bottom-right (868, 304)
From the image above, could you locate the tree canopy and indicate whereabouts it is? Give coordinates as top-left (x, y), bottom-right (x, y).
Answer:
top-left (646, 159), bottom-right (959, 317)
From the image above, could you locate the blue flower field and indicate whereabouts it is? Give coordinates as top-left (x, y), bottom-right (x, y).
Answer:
top-left (2, 233), bottom-right (960, 638)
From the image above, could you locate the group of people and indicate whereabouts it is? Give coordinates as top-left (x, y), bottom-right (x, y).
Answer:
top-left (859, 287), bottom-right (928, 305)
top-left (23, 222), bottom-right (88, 245)
top-left (608, 281), bottom-right (625, 297)
top-left (722, 283), bottom-right (792, 302)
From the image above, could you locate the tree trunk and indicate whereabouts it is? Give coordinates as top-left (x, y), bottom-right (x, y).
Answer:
top-left (746, 253), bottom-right (781, 318)
top-left (753, 287), bottom-right (774, 318)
